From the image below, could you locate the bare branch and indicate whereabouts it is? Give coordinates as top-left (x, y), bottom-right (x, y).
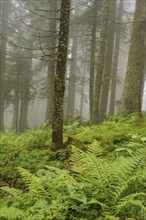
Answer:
top-left (0, 32), bottom-right (57, 51)
top-left (33, 34), bottom-right (59, 38)
top-left (0, 33), bottom-right (38, 51)
top-left (34, 8), bottom-right (60, 13)
top-left (18, 2), bottom-right (60, 20)
top-left (113, 18), bottom-right (146, 24)
top-left (21, 20), bottom-right (59, 33)
top-left (0, 49), bottom-right (57, 63)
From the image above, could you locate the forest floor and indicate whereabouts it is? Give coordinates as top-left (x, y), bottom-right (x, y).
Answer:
top-left (0, 114), bottom-right (146, 220)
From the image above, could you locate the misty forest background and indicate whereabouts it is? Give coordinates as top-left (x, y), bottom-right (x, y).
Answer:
top-left (0, 0), bottom-right (145, 132)
top-left (0, 0), bottom-right (146, 220)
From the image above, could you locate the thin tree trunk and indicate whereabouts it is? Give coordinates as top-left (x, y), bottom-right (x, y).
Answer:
top-left (0, 0), bottom-right (9, 131)
top-left (99, 0), bottom-right (116, 121)
top-left (109, 0), bottom-right (124, 116)
top-left (80, 64), bottom-right (86, 118)
top-left (52, 0), bottom-right (71, 149)
top-left (12, 60), bottom-right (21, 132)
top-left (66, 6), bottom-right (79, 117)
top-left (120, 0), bottom-right (145, 114)
top-left (45, 0), bottom-right (57, 124)
top-left (92, 0), bottom-right (111, 123)
top-left (66, 37), bottom-right (78, 116)
top-left (89, 0), bottom-right (99, 121)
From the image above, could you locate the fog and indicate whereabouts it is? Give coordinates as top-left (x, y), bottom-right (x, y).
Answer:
top-left (0, 0), bottom-right (145, 131)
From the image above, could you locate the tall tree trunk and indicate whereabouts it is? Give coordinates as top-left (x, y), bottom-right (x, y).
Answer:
top-left (0, 1), bottom-right (3, 131)
top-left (66, 6), bottom-right (79, 117)
top-left (99, 0), bottom-right (116, 121)
top-left (19, 97), bottom-right (29, 132)
top-left (109, 0), bottom-right (123, 117)
top-left (80, 64), bottom-right (86, 118)
top-left (92, 0), bottom-right (111, 123)
top-left (52, 0), bottom-right (71, 149)
top-left (66, 38), bottom-right (78, 116)
top-left (20, 40), bottom-right (33, 132)
top-left (12, 89), bottom-right (19, 131)
top-left (120, 0), bottom-right (145, 114)
top-left (0, 0), bottom-right (9, 131)
top-left (45, 0), bottom-right (57, 124)
top-left (89, 0), bottom-right (99, 121)
top-left (12, 60), bottom-right (21, 132)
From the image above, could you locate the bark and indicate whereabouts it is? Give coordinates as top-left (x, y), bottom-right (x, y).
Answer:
top-left (19, 59), bottom-right (32, 132)
top-left (12, 61), bottom-right (21, 131)
top-left (89, 0), bottom-right (99, 121)
top-left (109, 0), bottom-right (123, 117)
top-left (12, 90), bottom-right (19, 131)
top-left (99, 0), bottom-right (116, 122)
top-left (12, 45), bottom-right (32, 132)
top-left (120, 0), bottom-right (145, 114)
top-left (52, 0), bottom-right (71, 149)
top-left (80, 64), bottom-right (86, 118)
top-left (45, 0), bottom-right (57, 124)
top-left (66, 36), bottom-right (78, 116)
top-left (0, 0), bottom-right (9, 130)
top-left (92, 0), bottom-right (111, 123)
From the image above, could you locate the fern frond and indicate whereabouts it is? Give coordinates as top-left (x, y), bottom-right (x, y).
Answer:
top-left (17, 167), bottom-right (47, 197)
top-left (0, 206), bottom-right (25, 220)
top-left (1, 186), bottom-right (22, 199)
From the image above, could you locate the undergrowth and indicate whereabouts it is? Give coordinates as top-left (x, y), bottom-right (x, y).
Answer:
top-left (0, 114), bottom-right (146, 219)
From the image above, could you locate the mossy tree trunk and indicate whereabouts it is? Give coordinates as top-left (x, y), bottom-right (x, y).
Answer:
top-left (52, 0), bottom-right (71, 149)
top-left (120, 0), bottom-right (145, 114)
top-left (92, 0), bottom-right (111, 123)
top-left (45, 0), bottom-right (57, 124)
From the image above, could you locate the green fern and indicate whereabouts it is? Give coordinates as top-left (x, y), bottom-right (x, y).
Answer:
top-left (70, 144), bottom-right (146, 219)
top-left (0, 207), bottom-right (25, 220)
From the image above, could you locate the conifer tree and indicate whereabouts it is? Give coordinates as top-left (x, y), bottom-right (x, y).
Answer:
top-left (92, 0), bottom-right (111, 123)
top-left (52, 0), bottom-right (71, 149)
top-left (120, 0), bottom-right (145, 114)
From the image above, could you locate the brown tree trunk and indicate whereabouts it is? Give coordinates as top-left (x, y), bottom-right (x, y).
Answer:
top-left (89, 0), bottom-right (100, 121)
top-left (45, 0), bottom-right (57, 124)
top-left (92, 0), bottom-right (111, 123)
top-left (109, 0), bottom-right (123, 117)
top-left (80, 63), bottom-right (86, 118)
top-left (99, 0), bottom-right (116, 122)
top-left (0, 0), bottom-right (9, 131)
top-left (66, 36), bottom-right (78, 117)
top-left (52, 0), bottom-right (71, 149)
top-left (120, 0), bottom-right (145, 114)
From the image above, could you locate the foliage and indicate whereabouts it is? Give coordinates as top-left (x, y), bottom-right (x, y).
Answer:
top-left (0, 115), bottom-right (146, 219)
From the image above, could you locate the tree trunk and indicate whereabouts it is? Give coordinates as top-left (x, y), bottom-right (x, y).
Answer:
top-left (52, 0), bottom-right (71, 149)
top-left (109, 0), bottom-right (123, 117)
top-left (0, 0), bottom-right (9, 131)
top-left (80, 64), bottom-right (86, 118)
top-left (89, 0), bottom-right (99, 121)
top-left (45, 0), bottom-right (57, 124)
top-left (92, 0), bottom-right (111, 123)
top-left (120, 0), bottom-right (145, 114)
top-left (12, 60), bottom-right (21, 132)
top-left (99, 0), bottom-right (116, 122)
top-left (66, 35), bottom-right (78, 117)
top-left (12, 89), bottom-right (19, 131)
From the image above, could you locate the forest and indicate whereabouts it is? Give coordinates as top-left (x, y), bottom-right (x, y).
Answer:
top-left (0, 0), bottom-right (146, 219)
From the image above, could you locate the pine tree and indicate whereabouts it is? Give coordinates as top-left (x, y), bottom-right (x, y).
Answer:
top-left (52, 0), bottom-right (71, 149)
top-left (120, 0), bottom-right (145, 114)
